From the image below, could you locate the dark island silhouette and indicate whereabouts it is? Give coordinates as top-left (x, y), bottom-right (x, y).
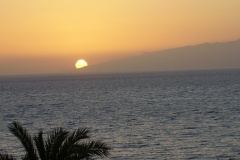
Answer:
top-left (80, 39), bottom-right (240, 74)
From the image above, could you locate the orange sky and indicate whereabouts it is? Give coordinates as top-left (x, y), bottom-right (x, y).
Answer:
top-left (1, 0), bottom-right (240, 75)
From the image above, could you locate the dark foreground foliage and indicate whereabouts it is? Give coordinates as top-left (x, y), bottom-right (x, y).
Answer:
top-left (0, 121), bottom-right (110, 160)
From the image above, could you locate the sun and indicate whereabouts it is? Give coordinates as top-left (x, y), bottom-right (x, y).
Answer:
top-left (75, 59), bottom-right (88, 69)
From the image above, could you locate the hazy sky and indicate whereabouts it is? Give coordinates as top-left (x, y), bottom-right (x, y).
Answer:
top-left (1, 0), bottom-right (240, 75)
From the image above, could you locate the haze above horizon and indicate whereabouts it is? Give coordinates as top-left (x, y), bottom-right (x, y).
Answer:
top-left (1, 1), bottom-right (240, 76)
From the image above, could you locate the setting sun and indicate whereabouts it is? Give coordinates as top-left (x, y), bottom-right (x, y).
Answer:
top-left (75, 59), bottom-right (88, 69)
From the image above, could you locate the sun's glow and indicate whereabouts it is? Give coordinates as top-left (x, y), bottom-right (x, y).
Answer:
top-left (75, 59), bottom-right (88, 69)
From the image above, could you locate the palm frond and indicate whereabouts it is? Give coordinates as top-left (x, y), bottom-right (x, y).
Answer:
top-left (57, 128), bottom-right (90, 160)
top-left (2, 122), bottom-right (111, 160)
top-left (8, 122), bottom-right (38, 160)
top-left (65, 154), bottom-right (94, 160)
top-left (34, 131), bottom-right (46, 160)
top-left (45, 128), bottom-right (68, 160)
top-left (70, 128), bottom-right (90, 142)
top-left (69, 140), bottom-right (111, 159)
top-left (0, 152), bottom-right (16, 160)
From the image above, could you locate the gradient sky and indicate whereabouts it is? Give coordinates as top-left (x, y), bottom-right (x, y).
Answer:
top-left (1, 0), bottom-right (240, 75)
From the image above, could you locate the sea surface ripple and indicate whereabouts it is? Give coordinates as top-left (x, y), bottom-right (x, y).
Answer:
top-left (0, 70), bottom-right (240, 159)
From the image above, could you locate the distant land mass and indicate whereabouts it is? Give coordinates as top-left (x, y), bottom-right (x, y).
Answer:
top-left (80, 39), bottom-right (240, 74)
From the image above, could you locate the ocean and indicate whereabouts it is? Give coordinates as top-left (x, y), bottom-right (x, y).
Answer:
top-left (0, 69), bottom-right (240, 159)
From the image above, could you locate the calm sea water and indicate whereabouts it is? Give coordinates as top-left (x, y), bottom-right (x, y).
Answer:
top-left (0, 69), bottom-right (240, 159)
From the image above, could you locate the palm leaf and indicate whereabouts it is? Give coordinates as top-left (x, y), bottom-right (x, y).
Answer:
top-left (2, 122), bottom-right (111, 160)
top-left (8, 122), bottom-right (38, 160)
top-left (0, 153), bottom-right (16, 160)
top-left (65, 154), bottom-right (94, 160)
top-left (45, 128), bottom-right (68, 160)
top-left (69, 140), bottom-right (110, 159)
top-left (57, 128), bottom-right (90, 160)
top-left (34, 131), bottom-right (46, 160)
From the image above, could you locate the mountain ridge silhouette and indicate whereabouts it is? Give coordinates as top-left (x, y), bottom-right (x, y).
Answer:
top-left (80, 39), bottom-right (240, 74)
